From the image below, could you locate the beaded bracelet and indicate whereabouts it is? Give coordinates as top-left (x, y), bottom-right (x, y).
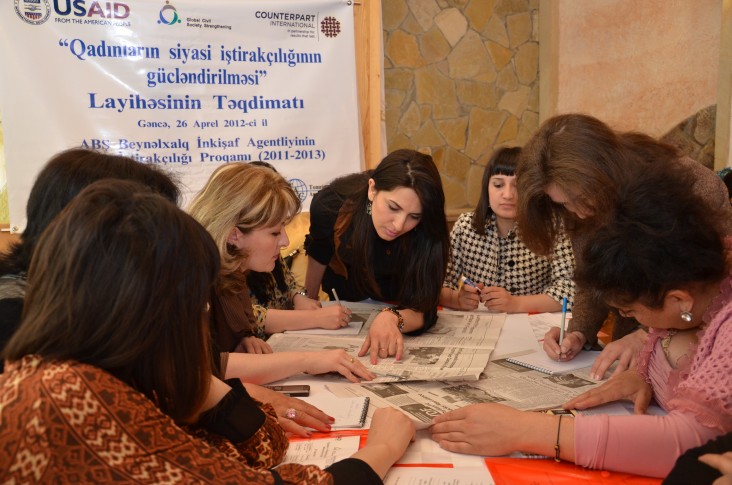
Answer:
top-left (381, 306), bottom-right (405, 333)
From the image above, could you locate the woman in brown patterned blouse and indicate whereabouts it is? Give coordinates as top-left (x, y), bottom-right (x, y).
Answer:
top-left (0, 180), bottom-right (415, 484)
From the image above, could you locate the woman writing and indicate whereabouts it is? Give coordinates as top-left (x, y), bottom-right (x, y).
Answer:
top-left (188, 163), bottom-right (374, 380)
top-left (516, 113), bottom-right (732, 379)
top-left (304, 149), bottom-right (450, 363)
top-left (0, 180), bottom-right (415, 483)
top-left (245, 161), bottom-right (355, 334)
top-left (430, 163), bottom-right (732, 478)
top-left (440, 147), bottom-right (574, 313)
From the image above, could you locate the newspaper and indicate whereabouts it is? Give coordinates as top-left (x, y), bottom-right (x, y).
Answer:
top-left (267, 310), bottom-right (504, 383)
top-left (328, 358), bottom-right (601, 427)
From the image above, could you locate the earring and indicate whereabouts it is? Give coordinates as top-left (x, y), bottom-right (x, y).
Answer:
top-left (366, 201), bottom-right (372, 215)
top-left (680, 311), bottom-right (693, 323)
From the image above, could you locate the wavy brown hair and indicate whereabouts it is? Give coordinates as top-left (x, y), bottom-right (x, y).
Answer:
top-left (516, 113), bottom-right (678, 256)
top-left (4, 180), bottom-right (219, 424)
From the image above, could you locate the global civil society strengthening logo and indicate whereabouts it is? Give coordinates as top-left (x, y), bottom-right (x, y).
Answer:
top-left (14, 0), bottom-right (52, 25)
top-left (158, 0), bottom-right (181, 25)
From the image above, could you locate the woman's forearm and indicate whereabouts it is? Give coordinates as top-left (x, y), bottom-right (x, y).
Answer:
top-left (305, 256), bottom-right (327, 299)
top-left (224, 352), bottom-right (309, 384)
top-left (512, 294), bottom-right (562, 313)
top-left (439, 287), bottom-right (460, 309)
top-left (263, 309), bottom-right (316, 333)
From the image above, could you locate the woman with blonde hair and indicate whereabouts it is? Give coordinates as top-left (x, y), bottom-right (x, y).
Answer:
top-left (188, 163), bottom-right (373, 394)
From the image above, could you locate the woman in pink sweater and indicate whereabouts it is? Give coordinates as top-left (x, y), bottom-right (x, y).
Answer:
top-left (430, 160), bottom-right (732, 478)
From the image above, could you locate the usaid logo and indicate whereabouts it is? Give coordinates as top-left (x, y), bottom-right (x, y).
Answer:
top-left (14, 0), bottom-right (52, 25)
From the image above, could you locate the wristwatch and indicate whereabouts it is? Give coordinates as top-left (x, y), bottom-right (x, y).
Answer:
top-left (381, 306), bottom-right (405, 333)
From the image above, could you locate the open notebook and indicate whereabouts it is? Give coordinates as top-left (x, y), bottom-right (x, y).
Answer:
top-left (299, 396), bottom-right (370, 428)
top-left (506, 349), bottom-right (599, 375)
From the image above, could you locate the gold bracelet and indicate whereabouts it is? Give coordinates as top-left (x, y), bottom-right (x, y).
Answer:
top-left (554, 414), bottom-right (563, 462)
top-left (381, 306), bottom-right (405, 333)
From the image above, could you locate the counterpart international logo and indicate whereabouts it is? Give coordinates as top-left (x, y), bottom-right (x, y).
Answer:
top-left (289, 179), bottom-right (309, 202)
top-left (14, 0), bottom-right (51, 25)
top-left (158, 1), bottom-right (181, 25)
top-left (320, 16), bottom-right (341, 38)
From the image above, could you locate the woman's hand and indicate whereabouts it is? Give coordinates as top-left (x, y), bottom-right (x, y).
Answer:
top-left (590, 329), bottom-right (647, 380)
top-left (457, 284), bottom-right (482, 310)
top-left (481, 286), bottom-right (517, 312)
top-left (698, 452), bottom-right (732, 484)
top-left (430, 403), bottom-right (526, 456)
top-left (543, 327), bottom-right (585, 362)
top-left (358, 311), bottom-right (404, 364)
top-left (293, 293), bottom-right (321, 310)
top-left (564, 369), bottom-right (652, 414)
top-left (244, 383), bottom-right (333, 437)
top-left (352, 408), bottom-right (416, 478)
top-left (312, 305), bottom-right (353, 330)
top-left (302, 349), bottom-right (376, 383)
top-left (237, 336), bottom-right (273, 354)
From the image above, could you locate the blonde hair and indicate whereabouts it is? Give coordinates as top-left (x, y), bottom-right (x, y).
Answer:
top-left (188, 163), bottom-right (301, 292)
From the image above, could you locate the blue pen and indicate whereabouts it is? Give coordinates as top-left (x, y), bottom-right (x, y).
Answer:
top-left (559, 297), bottom-right (568, 349)
top-left (461, 276), bottom-right (479, 288)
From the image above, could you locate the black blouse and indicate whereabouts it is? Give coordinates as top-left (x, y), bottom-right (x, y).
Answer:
top-left (306, 176), bottom-right (437, 331)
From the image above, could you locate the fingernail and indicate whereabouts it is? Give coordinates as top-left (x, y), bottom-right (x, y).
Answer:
top-left (325, 424), bottom-right (332, 430)
top-left (329, 416), bottom-right (335, 422)
top-left (305, 431), bottom-right (313, 437)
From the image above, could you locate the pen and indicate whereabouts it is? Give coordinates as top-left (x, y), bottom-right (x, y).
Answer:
top-left (332, 288), bottom-right (341, 306)
top-left (559, 297), bottom-right (568, 350)
top-left (461, 276), bottom-right (479, 288)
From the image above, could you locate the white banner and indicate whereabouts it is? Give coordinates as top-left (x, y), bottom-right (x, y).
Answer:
top-left (0, 0), bottom-right (362, 231)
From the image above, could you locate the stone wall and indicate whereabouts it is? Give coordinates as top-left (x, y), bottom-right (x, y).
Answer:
top-left (383, 0), bottom-right (539, 214)
top-left (661, 105), bottom-right (717, 169)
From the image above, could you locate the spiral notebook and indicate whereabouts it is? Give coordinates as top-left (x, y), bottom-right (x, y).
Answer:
top-left (506, 350), bottom-right (599, 375)
top-left (299, 396), bottom-right (370, 428)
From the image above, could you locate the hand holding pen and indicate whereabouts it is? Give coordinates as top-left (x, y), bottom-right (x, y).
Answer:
top-left (558, 297), bottom-right (568, 359)
top-left (457, 276), bottom-right (482, 310)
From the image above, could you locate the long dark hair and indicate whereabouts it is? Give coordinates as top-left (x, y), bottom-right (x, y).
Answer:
top-left (4, 180), bottom-right (218, 424)
top-left (574, 162), bottom-right (725, 308)
top-left (472, 147), bottom-right (520, 234)
top-left (516, 113), bottom-right (678, 255)
top-left (0, 148), bottom-right (179, 276)
top-left (334, 149), bottom-right (449, 312)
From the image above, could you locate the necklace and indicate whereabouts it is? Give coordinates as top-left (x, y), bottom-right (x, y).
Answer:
top-left (661, 328), bottom-right (699, 368)
top-left (660, 329), bottom-right (678, 360)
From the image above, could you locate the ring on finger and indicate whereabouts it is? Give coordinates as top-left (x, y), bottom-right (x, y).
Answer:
top-left (348, 356), bottom-right (354, 363)
top-left (285, 408), bottom-right (297, 419)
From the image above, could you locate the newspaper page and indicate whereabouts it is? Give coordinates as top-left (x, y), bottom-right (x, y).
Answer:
top-left (267, 311), bottom-right (504, 383)
top-left (328, 359), bottom-right (601, 427)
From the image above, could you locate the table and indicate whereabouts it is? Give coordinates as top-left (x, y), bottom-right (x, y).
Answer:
top-left (274, 312), bottom-right (664, 484)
